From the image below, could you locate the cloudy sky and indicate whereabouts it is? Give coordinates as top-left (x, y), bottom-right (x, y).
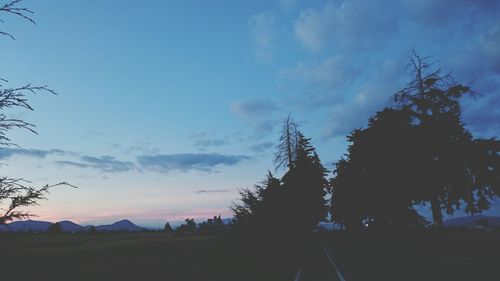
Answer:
top-left (1, 0), bottom-right (499, 227)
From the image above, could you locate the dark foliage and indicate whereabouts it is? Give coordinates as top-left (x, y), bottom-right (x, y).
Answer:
top-left (331, 52), bottom-right (500, 230)
top-left (47, 222), bottom-right (62, 234)
top-left (274, 114), bottom-right (299, 171)
top-left (198, 215), bottom-right (228, 235)
top-left (0, 0), bottom-right (35, 40)
top-left (164, 222), bottom-right (173, 232)
top-left (233, 120), bottom-right (329, 238)
top-left (331, 109), bottom-right (428, 230)
top-left (175, 218), bottom-right (196, 235)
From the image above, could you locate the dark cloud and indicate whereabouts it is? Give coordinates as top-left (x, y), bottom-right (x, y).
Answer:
top-left (137, 153), bottom-right (251, 173)
top-left (253, 120), bottom-right (276, 138)
top-left (56, 155), bottom-right (135, 173)
top-left (284, 0), bottom-right (499, 141)
top-left (279, 55), bottom-right (360, 109)
top-left (230, 99), bottom-right (278, 119)
top-left (81, 130), bottom-right (103, 139)
top-left (0, 148), bottom-right (70, 160)
top-left (193, 189), bottom-right (232, 194)
top-left (321, 59), bottom-right (406, 139)
top-left (230, 99), bottom-right (280, 140)
top-left (463, 93), bottom-right (500, 138)
top-left (194, 138), bottom-right (228, 148)
top-left (190, 131), bottom-right (231, 150)
top-left (0, 147), bottom-right (136, 173)
top-left (249, 141), bottom-right (275, 153)
top-left (402, 0), bottom-right (500, 26)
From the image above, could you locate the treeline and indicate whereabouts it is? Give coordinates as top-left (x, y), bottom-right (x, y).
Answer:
top-left (164, 216), bottom-right (230, 236)
top-left (232, 53), bottom-right (500, 233)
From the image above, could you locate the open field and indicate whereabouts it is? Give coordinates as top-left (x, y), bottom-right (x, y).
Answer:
top-left (0, 232), bottom-right (304, 281)
top-left (2, 230), bottom-right (500, 281)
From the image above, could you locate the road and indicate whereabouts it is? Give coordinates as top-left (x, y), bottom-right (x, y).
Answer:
top-left (294, 235), bottom-right (347, 281)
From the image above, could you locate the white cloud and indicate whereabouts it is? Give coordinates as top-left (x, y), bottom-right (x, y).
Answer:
top-left (249, 11), bottom-right (275, 63)
top-left (294, 3), bottom-right (335, 52)
top-left (287, 1), bottom-right (499, 139)
top-left (280, 55), bottom-right (358, 90)
top-left (279, 55), bottom-right (361, 109)
top-left (322, 59), bottom-right (406, 138)
top-left (230, 99), bottom-right (278, 119)
top-left (294, 1), bottom-right (398, 51)
top-left (230, 99), bottom-right (280, 139)
top-left (479, 21), bottom-right (500, 73)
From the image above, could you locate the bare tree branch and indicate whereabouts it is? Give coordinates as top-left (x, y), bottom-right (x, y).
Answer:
top-left (0, 0), bottom-right (36, 40)
top-left (0, 1), bottom-right (73, 225)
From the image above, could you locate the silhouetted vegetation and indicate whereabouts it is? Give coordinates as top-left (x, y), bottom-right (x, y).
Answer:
top-left (331, 52), bottom-right (500, 230)
top-left (164, 222), bottom-right (173, 232)
top-left (88, 225), bottom-right (97, 234)
top-left (175, 218), bottom-right (197, 236)
top-left (198, 215), bottom-right (228, 235)
top-left (47, 222), bottom-right (62, 234)
top-left (1, 2), bottom-right (498, 280)
top-left (0, 0), bottom-right (76, 225)
top-left (233, 116), bottom-right (328, 237)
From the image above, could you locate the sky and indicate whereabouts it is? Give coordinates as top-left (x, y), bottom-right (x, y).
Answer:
top-left (0, 0), bottom-right (499, 227)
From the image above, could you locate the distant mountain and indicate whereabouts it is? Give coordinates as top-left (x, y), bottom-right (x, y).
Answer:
top-left (58, 220), bottom-right (87, 232)
top-left (443, 215), bottom-right (500, 228)
top-left (0, 219), bottom-right (143, 233)
top-left (95, 219), bottom-right (143, 232)
top-left (1, 220), bottom-right (52, 232)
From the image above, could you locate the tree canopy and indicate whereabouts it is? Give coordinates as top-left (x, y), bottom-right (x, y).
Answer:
top-left (330, 53), bottom-right (500, 230)
top-left (233, 117), bottom-right (329, 235)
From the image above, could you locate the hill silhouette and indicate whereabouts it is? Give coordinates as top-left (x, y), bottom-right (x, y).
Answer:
top-left (0, 219), bottom-right (143, 233)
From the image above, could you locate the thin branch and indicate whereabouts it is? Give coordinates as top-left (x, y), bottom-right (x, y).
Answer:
top-left (0, 0), bottom-right (36, 40)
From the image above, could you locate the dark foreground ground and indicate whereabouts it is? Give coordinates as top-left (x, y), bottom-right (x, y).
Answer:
top-left (1, 230), bottom-right (499, 281)
top-left (319, 230), bottom-right (500, 281)
top-left (0, 232), bottom-right (305, 281)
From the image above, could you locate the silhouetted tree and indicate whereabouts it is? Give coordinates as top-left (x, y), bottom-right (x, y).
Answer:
top-left (164, 222), bottom-right (173, 232)
top-left (198, 215), bottom-right (227, 235)
top-left (232, 171), bottom-right (281, 228)
top-left (234, 119), bottom-right (329, 235)
top-left (175, 218), bottom-right (197, 235)
top-left (0, 0), bottom-right (76, 224)
top-left (331, 109), bottom-right (427, 230)
top-left (331, 52), bottom-right (499, 229)
top-left (274, 114), bottom-right (299, 171)
top-left (47, 222), bottom-right (62, 234)
top-left (88, 225), bottom-right (97, 233)
top-left (281, 132), bottom-right (329, 231)
top-left (394, 52), bottom-right (499, 227)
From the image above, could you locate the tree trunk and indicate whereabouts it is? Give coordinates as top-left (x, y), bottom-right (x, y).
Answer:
top-left (286, 120), bottom-right (292, 170)
top-left (430, 197), bottom-right (443, 228)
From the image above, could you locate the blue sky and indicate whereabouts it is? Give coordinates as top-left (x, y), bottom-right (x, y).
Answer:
top-left (1, 0), bottom-right (499, 227)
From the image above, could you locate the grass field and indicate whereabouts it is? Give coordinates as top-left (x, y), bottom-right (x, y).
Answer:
top-left (2, 230), bottom-right (499, 281)
top-left (0, 232), bottom-right (304, 281)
